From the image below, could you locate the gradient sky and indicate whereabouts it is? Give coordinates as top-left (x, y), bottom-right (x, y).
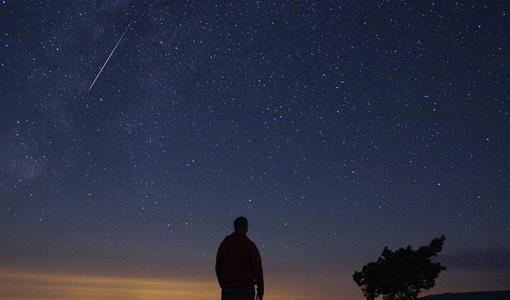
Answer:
top-left (1, 1), bottom-right (509, 299)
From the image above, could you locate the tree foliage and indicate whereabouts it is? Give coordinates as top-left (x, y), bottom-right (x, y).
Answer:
top-left (353, 235), bottom-right (447, 300)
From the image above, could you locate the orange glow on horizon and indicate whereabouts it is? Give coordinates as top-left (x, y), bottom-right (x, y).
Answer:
top-left (0, 269), bottom-right (217, 300)
top-left (0, 269), bottom-right (304, 300)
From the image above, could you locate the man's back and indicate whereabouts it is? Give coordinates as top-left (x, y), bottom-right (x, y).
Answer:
top-left (216, 232), bottom-right (263, 288)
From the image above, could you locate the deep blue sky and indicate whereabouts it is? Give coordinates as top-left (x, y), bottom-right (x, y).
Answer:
top-left (1, 1), bottom-right (509, 299)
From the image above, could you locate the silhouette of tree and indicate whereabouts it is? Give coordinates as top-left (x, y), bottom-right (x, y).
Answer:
top-left (353, 235), bottom-right (446, 300)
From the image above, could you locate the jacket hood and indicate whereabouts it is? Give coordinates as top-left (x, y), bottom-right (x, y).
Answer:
top-left (223, 232), bottom-right (249, 244)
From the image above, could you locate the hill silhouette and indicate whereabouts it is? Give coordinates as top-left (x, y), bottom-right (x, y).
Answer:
top-left (420, 290), bottom-right (510, 300)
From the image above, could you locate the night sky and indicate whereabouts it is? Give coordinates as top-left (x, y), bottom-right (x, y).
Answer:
top-left (1, 1), bottom-right (509, 299)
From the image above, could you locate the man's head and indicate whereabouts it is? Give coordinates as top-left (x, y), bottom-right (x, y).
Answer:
top-left (234, 216), bottom-right (248, 234)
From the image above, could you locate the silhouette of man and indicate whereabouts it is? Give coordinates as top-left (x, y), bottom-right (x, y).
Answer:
top-left (216, 216), bottom-right (264, 300)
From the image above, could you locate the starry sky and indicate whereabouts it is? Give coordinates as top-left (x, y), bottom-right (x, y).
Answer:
top-left (1, 1), bottom-right (509, 299)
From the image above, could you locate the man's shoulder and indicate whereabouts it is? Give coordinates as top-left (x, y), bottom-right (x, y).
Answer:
top-left (219, 234), bottom-right (231, 245)
top-left (246, 237), bottom-right (259, 249)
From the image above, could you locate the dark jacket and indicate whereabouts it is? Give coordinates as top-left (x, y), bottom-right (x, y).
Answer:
top-left (215, 232), bottom-right (264, 294)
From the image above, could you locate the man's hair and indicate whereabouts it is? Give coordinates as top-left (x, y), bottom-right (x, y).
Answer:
top-left (234, 216), bottom-right (248, 232)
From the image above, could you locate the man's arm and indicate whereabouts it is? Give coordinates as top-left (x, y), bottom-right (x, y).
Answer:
top-left (250, 243), bottom-right (264, 298)
top-left (215, 242), bottom-right (224, 288)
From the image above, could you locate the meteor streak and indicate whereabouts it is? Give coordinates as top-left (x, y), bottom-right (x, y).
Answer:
top-left (88, 18), bottom-right (135, 92)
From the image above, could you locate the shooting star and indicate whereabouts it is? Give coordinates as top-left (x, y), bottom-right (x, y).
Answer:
top-left (88, 18), bottom-right (135, 92)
